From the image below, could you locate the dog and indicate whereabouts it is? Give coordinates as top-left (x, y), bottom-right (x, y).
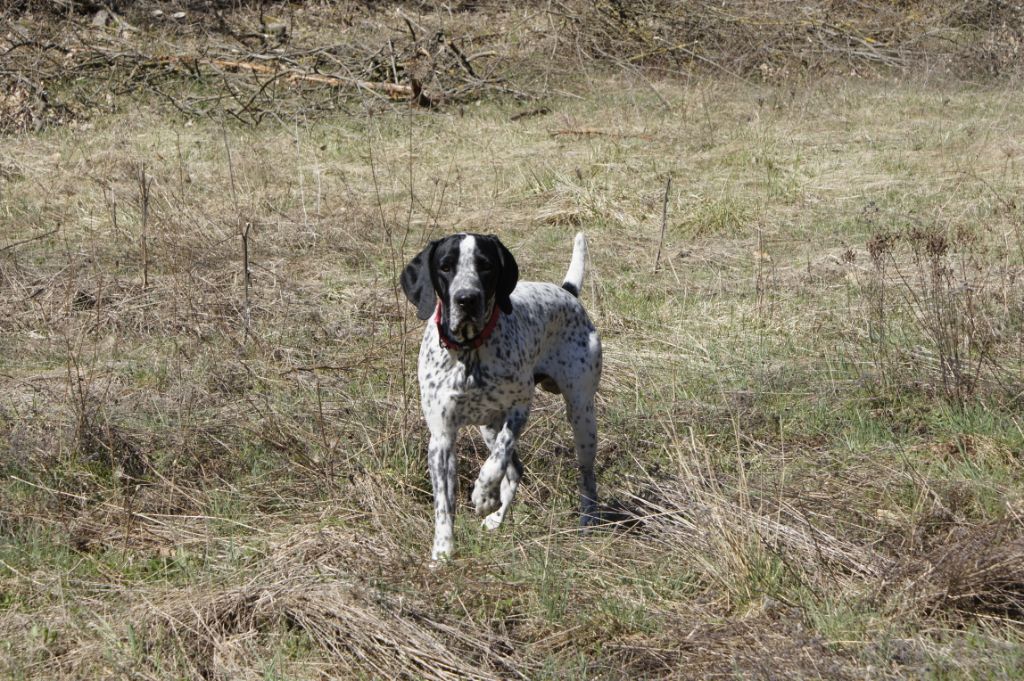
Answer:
top-left (400, 232), bottom-right (601, 560)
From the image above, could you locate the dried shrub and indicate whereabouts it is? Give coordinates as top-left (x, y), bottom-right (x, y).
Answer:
top-left (861, 222), bottom-right (1023, 406)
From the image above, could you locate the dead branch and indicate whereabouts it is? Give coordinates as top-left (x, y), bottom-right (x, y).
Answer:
top-left (549, 127), bottom-right (654, 140)
top-left (510, 106), bottom-right (550, 121)
top-left (162, 56), bottom-right (416, 99)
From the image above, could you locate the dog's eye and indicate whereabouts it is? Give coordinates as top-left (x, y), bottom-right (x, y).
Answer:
top-left (439, 263), bottom-right (452, 273)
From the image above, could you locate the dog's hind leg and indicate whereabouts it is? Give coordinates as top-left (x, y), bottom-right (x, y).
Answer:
top-left (566, 393), bottom-right (598, 527)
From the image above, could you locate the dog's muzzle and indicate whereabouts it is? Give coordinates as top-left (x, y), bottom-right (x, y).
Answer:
top-left (449, 289), bottom-right (486, 339)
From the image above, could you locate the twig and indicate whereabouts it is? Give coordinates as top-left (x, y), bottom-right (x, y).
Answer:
top-left (280, 364), bottom-right (358, 375)
top-left (398, 10), bottom-right (420, 43)
top-left (290, 71), bottom-right (414, 98)
top-left (442, 35), bottom-right (477, 79)
top-left (388, 38), bottom-right (399, 85)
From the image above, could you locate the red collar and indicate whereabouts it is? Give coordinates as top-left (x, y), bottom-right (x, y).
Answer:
top-left (434, 301), bottom-right (501, 351)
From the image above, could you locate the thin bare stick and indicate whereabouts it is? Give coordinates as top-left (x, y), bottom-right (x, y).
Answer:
top-left (175, 130), bottom-right (186, 191)
top-left (242, 221), bottom-right (251, 337)
top-left (654, 175), bottom-right (671, 273)
top-left (164, 56), bottom-right (417, 98)
top-left (221, 126), bottom-right (239, 211)
top-left (109, 186), bottom-right (119, 243)
top-left (138, 164), bottom-right (151, 289)
top-left (221, 126), bottom-right (252, 339)
top-left (0, 227), bottom-right (59, 254)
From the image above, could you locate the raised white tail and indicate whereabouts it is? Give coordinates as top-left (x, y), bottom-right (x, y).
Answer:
top-left (561, 232), bottom-right (588, 297)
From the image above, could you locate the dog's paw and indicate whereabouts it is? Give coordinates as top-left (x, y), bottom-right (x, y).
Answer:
top-left (471, 483), bottom-right (500, 517)
top-left (482, 510), bottom-right (504, 531)
top-left (431, 535), bottom-right (453, 563)
top-left (428, 554), bottom-right (450, 570)
top-left (473, 473), bottom-right (501, 516)
top-left (578, 509), bottom-right (600, 532)
top-left (472, 462), bottom-right (503, 516)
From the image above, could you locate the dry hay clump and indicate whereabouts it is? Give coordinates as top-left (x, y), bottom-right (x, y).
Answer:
top-left (551, 0), bottom-right (1024, 79)
top-left (626, 471), bottom-right (894, 588)
top-left (886, 517), bottom-right (1024, 619)
top-left (0, 524), bottom-right (529, 679)
top-left (132, 526), bottom-right (530, 681)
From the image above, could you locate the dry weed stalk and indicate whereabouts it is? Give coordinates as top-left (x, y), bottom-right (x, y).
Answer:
top-left (136, 163), bottom-right (151, 290)
top-left (863, 222), bottom-right (1020, 406)
top-left (653, 174), bottom-right (671, 273)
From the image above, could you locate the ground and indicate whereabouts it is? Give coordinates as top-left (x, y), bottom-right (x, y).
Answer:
top-left (2, 3), bottom-right (1024, 680)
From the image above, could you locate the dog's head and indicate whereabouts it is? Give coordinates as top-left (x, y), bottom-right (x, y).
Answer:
top-left (400, 233), bottom-right (519, 342)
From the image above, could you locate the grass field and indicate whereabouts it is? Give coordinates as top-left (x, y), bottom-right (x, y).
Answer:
top-left (3, 3), bottom-right (1024, 679)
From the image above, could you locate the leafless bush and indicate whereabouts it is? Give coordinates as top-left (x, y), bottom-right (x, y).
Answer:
top-left (862, 221), bottom-right (1023, 406)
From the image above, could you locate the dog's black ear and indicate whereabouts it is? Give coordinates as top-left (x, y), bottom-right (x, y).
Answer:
top-left (488, 236), bottom-right (519, 314)
top-left (400, 241), bottom-right (438, 320)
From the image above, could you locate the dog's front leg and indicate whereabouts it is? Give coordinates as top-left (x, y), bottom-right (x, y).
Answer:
top-left (472, 406), bottom-right (529, 521)
top-left (427, 427), bottom-right (457, 561)
top-left (478, 421), bottom-right (524, 531)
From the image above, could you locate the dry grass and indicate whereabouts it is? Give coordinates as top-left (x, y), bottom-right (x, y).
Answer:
top-left (3, 3), bottom-right (1024, 680)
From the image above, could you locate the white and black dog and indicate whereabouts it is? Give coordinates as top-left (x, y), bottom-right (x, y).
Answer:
top-left (401, 232), bottom-right (601, 560)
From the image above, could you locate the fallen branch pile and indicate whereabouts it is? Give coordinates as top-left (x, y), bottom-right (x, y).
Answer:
top-left (550, 0), bottom-right (1024, 81)
top-left (3, 1), bottom-right (1022, 134)
top-left (1, 3), bottom-right (526, 131)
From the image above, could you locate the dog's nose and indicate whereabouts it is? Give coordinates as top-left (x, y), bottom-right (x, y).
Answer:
top-left (453, 291), bottom-right (478, 311)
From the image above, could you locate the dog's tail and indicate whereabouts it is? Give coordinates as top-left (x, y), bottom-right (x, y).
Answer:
top-left (561, 232), bottom-right (588, 298)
